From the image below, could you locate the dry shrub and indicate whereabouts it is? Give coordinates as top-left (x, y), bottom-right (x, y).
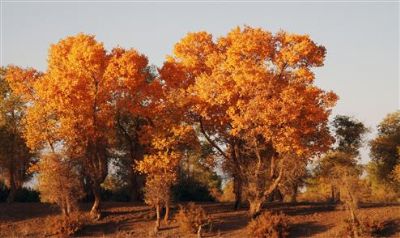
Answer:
top-left (341, 215), bottom-right (387, 237)
top-left (175, 202), bottom-right (210, 235)
top-left (247, 211), bottom-right (289, 238)
top-left (45, 212), bottom-right (89, 237)
top-left (32, 153), bottom-right (85, 216)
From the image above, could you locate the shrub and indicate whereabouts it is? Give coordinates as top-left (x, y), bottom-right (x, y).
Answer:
top-left (45, 212), bottom-right (89, 237)
top-left (175, 202), bottom-right (210, 236)
top-left (341, 215), bottom-right (386, 237)
top-left (247, 211), bottom-right (289, 238)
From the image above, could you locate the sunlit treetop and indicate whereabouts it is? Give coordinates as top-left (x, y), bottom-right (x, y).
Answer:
top-left (161, 26), bottom-right (338, 158)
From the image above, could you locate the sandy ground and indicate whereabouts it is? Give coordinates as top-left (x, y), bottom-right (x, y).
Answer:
top-left (0, 202), bottom-right (399, 237)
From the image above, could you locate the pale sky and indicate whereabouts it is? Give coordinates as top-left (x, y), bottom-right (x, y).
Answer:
top-left (1, 1), bottom-right (399, 163)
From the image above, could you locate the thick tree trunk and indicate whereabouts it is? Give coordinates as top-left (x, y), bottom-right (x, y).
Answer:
top-left (90, 184), bottom-right (101, 219)
top-left (6, 174), bottom-right (16, 203)
top-left (130, 173), bottom-right (139, 201)
top-left (249, 198), bottom-right (263, 219)
top-left (130, 173), bottom-right (144, 202)
top-left (233, 176), bottom-right (242, 210)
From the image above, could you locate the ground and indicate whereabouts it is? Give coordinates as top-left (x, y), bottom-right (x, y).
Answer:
top-left (0, 202), bottom-right (399, 237)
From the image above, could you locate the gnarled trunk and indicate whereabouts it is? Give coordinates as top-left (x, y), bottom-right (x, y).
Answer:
top-left (90, 183), bottom-right (101, 219)
top-left (249, 197), bottom-right (263, 219)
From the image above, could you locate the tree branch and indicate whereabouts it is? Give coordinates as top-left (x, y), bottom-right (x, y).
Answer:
top-left (198, 117), bottom-right (229, 160)
top-left (263, 158), bottom-right (285, 198)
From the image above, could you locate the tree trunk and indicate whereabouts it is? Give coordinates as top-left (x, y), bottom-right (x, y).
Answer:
top-left (249, 198), bottom-right (263, 219)
top-left (130, 173), bottom-right (139, 202)
top-left (155, 204), bottom-right (161, 232)
top-left (6, 174), bottom-right (16, 203)
top-left (197, 225), bottom-right (203, 238)
top-left (330, 185), bottom-right (335, 203)
top-left (66, 198), bottom-right (72, 215)
top-left (233, 176), bottom-right (242, 210)
top-left (90, 184), bottom-right (101, 219)
top-left (290, 184), bottom-right (298, 203)
top-left (163, 202), bottom-right (170, 223)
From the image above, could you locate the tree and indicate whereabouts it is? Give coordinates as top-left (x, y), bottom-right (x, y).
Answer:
top-left (161, 26), bottom-right (337, 217)
top-left (5, 34), bottom-right (157, 218)
top-left (316, 115), bottom-right (368, 238)
top-left (322, 115), bottom-right (368, 203)
top-left (368, 111), bottom-right (400, 196)
top-left (175, 142), bottom-right (222, 202)
top-left (0, 67), bottom-right (35, 202)
top-left (135, 64), bottom-right (200, 224)
top-left (32, 152), bottom-right (84, 217)
top-left (279, 158), bottom-right (308, 203)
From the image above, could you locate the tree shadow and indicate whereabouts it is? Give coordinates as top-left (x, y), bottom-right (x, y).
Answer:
top-left (288, 221), bottom-right (331, 237)
top-left (0, 203), bottom-right (59, 222)
top-left (211, 212), bottom-right (249, 235)
top-left (278, 204), bottom-right (336, 216)
top-left (76, 221), bottom-right (118, 237)
top-left (379, 218), bottom-right (400, 237)
top-left (102, 207), bottom-right (151, 218)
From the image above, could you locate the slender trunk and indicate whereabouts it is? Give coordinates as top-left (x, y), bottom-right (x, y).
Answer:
top-left (66, 198), bottom-right (72, 215)
top-left (348, 203), bottom-right (359, 238)
top-left (155, 204), bottom-right (161, 232)
top-left (61, 206), bottom-right (68, 217)
top-left (90, 184), bottom-right (101, 219)
top-left (163, 202), bottom-right (170, 223)
top-left (197, 225), bottom-right (203, 238)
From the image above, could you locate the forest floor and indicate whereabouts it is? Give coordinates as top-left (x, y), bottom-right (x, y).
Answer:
top-left (0, 202), bottom-right (399, 237)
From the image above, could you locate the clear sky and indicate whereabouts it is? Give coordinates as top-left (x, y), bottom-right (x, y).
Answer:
top-left (1, 1), bottom-right (399, 163)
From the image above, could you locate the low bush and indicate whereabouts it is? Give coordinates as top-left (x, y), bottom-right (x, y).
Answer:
top-left (341, 215), bottom-right (386, 237)
top-left (45, 212), bottom-right (89, 237)
top-left (175, 202), bottom-right (210, 236)
top-left (247, 211), bottom-right (289, 238)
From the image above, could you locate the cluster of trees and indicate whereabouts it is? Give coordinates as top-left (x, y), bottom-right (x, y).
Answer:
top-left (0, 26), bottom-right (399, 227)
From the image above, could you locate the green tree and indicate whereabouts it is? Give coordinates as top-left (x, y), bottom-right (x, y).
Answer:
top-left (316, 115), bottom-right (368, 238)
top-left (368, 111), bottom-right (400, 198)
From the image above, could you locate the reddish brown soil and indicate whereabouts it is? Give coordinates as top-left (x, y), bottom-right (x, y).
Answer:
top-left (0, 202), bottom-right (399, 237)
